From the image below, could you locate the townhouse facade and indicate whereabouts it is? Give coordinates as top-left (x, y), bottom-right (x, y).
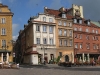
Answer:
top-left (18, 13), bottom-right (56, 64)
top-left (0, 3), bottom-right (13, 63)
top-left (44, 7), bottom-right (74, 63)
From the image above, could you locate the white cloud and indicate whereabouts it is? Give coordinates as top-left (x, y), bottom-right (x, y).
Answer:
top-left (0, 0), bottom-right (2, 3)
top-left (13, 35), bottom-right (18, 41)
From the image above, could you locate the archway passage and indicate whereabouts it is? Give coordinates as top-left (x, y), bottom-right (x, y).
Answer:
top-left (65, 55), bottom-right (69, 62)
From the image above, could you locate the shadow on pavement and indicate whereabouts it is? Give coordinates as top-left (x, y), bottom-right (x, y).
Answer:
top-left (20, 64), bottom-right (100, 71)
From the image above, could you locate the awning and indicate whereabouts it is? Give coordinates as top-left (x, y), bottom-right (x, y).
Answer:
top-left (25, 51), bottom-right (39, 55)
top-left (0, 49), bottom-right (11, 53)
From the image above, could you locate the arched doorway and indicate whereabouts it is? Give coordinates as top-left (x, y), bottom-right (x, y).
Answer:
top-left (65, 55), bottom-right (69, 62)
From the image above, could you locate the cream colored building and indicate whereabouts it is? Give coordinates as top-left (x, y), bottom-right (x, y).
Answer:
top-left (22, 13), bottom-right (56, 64)
top-left (44, 7), bottom-right (74, 63)
top-left (67, 4), bottom-right (84, 18)
top-left (0, 3), bottom-right (13, 63)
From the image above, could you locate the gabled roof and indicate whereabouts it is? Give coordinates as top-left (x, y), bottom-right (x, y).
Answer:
top-left (45, 9), bottom-right (73, 20)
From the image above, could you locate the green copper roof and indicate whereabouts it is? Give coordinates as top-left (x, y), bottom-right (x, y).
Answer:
top-left (91, 21), bottom-right (100, 27)
top-left (0, 49), bottom-right (11, 52)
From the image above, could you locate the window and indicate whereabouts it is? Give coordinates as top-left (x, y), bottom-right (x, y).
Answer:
top-left (59, 52), bottom-right (62, 57)
top-left (43, 17), bottom-right (46, 21)
top-left (1, 28), bottom-right (6, 35)
top-left (36, 25), bottom-right (40, 31)
top-left (59, 29), bottom-right (62, 36)
top-left (64, 30), bottom-right (67, 36)
top-left (79, 27), bottom-right (82, 31)
top-left (69, 23), bottom-right (72, 27)
top-left (36, 38), bottom-right (40, 44)
top-left (74, 34), bottom-right (77, 38)
top-left (63, 22), bottom-right (66, 26)
top-left (79, 34), bottom-right (82, 39)
top-left (49, 18), bottom-right (53, 22)
top-left (93, 36), bottom-right (95, 40)
top-left (43, 25), bottom-right (47, 32)
top-left (43, 38), bottom-right (47, 44)
top-left (2, 40), bottom-right (6, 46)
top-left (49, 26), bottom-right (53, 33)
top-left (69, 30), bottom-right (72, 37)
top-left (96, 30), bottom-right (98, 34)
top-left (92, 30), bottom-right (95, 33)
top-left (62, 14), bottom-right (66, 18)
top-left (74, 27), bottom-right (78, 31)
top-left (79, 20), bottom-right (82, 24)
top-left (93, 44), bottom-right (96, 49)
top-left (75, 43), bottom-right (78, 48)
top-left (87, 21), bottom-right (90, 25)
top-left (58, 21), bottom-right (62, 25)
top-left (96, 36), bottom-right (98, 40)
top-left (49, 38), bottom-right (53, 45)
top-left (1, 18), bottom-right (6, 24)
top-left (97, 44), bottom-right (99, 49)
top-left (87, 44), bottom-right (90, 49)
top-left (80, 44), bottom-right (82, 49)
top-left (64, 40), bottom-right (67, 46)
top-left (69, 40), bottom-right (72, 46)
top-left (86, 35), bottom-right (89, 40)
top-left (86, 28), bottom-right (89, 32)
top-left (73, 18), bottom-right (77, 23)
top-left (59, 39), bottom-right (62, 46)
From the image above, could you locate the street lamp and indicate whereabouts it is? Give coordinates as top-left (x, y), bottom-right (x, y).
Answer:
top-left (2, 44), bottom-right (9, 63)
top-left (41, 44), bottom-right (47, 65)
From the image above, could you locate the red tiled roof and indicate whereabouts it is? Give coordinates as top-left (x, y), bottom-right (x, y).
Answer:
top-left (46, 9), bottom-right (73, 19)
top-left (45, 8), bottom-right (100, 28)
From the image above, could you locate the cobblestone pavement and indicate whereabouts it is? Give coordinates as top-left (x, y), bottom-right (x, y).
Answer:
top-left (0, 64), bottom-right (100, 75)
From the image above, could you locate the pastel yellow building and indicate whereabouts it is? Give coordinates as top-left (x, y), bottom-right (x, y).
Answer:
top-left (0, 3), bottom-right (13, 63)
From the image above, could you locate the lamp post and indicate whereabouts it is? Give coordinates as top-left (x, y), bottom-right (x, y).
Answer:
top-left (41, 44), bottom-right (47, 65)
top-left (2, 44), bottom-right (9, 63)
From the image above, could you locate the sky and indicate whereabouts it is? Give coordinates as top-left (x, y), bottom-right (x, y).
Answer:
top-left (0, 0), bottom-right (100, 40)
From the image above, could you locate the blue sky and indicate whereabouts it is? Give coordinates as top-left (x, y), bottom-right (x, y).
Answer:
top-left (1, 0), bottom-right (100, 40)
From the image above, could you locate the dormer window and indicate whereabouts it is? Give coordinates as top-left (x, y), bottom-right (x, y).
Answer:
top-left (79, 19), bottom-right (82, 24)
top-left (73, 18), bottom-right (77, 23)
top-left (43, 17), bottom-right (46, 21)
top-left (87, 21), bottom-right (90, 25)
top-left (62, 13), bottom-right (66, 18)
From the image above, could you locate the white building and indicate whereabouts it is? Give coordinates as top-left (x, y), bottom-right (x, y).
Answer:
top-left (23, 13), bottom-right (56, 64)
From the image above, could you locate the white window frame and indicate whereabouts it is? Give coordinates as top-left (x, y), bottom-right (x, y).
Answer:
top-left (1, 18), bottom-right (6, 24)
top-left (58, 21), bottom-right (62, 25)
top-left (74, 19), bottom-right (77, 23)
top-left (96, 30), bottom-right (98, 34)
top-left (36, 25), bottom-right (40, 31)
top-left (36, 38), bottom-right (40, 44)
top-left (79, 27), bottom-right (82, 31)
top-left (92, 30), bottom-right (95, 33)
top-left (43, 17), bottom-right (46, 21)
top-left (59, 39), bottom-right (62, 46)
top-left (2, 40), bottom-right (6, 46)
top-left (75, 43), bottom-right (78, 48)
top-left (49, 18), bottom-right (53, 22)
top-left (74, 27), bottom-right (78, 31)
top-left (59, 29), bottom-right (62, 36)
top-left (49, 38), bottom-right (53, 45)
top-left (1, 28), bottom-right (6, 35)
top-left (62, 14), bottom-right (66, 18)
top-left (69, 40), bottom-right (72, 46)
top-left (43, 25), bottom-right (47, 32)
top-left (49, 26), bottom-right (53, 33)
top-left (69, 23), bottom-right (72, 27)
top-left (86, 28), bottom-right (89, 32)
top-left (64, 40), bottom-right (67, 46)
top-left (64, 30), bottom-right (67, 36)
top-left (80, 44), bottom-right (82, 49)
top-left (63, 22), bottom-right (66, 26)
top-left (43, 38), bottom-right (47, 44)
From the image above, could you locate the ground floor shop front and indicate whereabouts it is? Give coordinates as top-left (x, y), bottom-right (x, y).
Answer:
top-left (75, 53), bottom-right (100, 63)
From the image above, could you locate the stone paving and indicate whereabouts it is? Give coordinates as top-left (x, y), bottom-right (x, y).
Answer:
top-left (0, 64), bottom-right (100, 75)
